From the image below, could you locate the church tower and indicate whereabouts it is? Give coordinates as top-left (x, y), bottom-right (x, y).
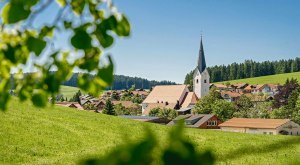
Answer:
top-left (193, 37), bottom-right (210, 98)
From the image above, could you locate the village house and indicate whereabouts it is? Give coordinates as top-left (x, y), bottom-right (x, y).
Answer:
top-left (219, 118), bottom-right (300, 136)
top-left (231, 83), bottom-right (249, 93)
top-left (210, 83), bottom-right (228, 91)
top-left (142, 37), bottom-right (210, 115)
top-left (167, 114), bottom-right (222, 129)
top-left (55, 102), bottom-right (84, 110)
top-left (221, 91), bottom-right (241, 102)
top-left (251, 84), bottom-right (272, 95)
top-left (131, 90), bottom-right (149, 99)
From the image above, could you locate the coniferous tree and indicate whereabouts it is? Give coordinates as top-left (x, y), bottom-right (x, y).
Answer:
top-left (184, 58), bottom-right (300, 83)
top-left (102, 99), bottom-right (116, 115)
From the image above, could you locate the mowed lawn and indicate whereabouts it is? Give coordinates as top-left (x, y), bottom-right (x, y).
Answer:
top-left (60, 85), bottom-right (80, 99)
top-left (219, 72), bottom-right (300, 85)
top-left (0, 100), bottom-right (300, 164)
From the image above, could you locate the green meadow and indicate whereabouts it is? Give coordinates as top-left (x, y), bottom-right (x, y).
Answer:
top-left (0, 99), bottom-right (299, 164)
top-left (60, 85), bottom-right (80, 99)
top-left (219, 72), bottom-right (300, 85)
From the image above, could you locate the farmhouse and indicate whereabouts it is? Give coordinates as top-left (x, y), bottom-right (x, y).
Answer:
top-left (219, 118), bottom-right (300, 135)
top-left (55, 102), bottom-right (84, 110)
top-left (221, 91), bottom-right (241, 102)
top-left (142, 37), bottom-right (210, 115)
top-left (167, 114), bottom-right (222, 129)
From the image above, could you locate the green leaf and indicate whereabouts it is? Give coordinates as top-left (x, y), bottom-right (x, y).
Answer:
top-left (1, 3), bottom-right (30, 24)
top-left (0, 92), bottom-right (9, 111)
top-left (26, 37), bottom-right (47, 56)
top-left (31, 90), bottom-right (47, 107)
top-left (71, 29), bottom-right (92, 49)
top-left (78, 74), bottom-right (90, 91)
top-left (114, 15), bottom-right (131, 36)
top-left (40, 26), bottom-right (54, 38)
top-left (64, 21), bottom-right (72, 29)
top-left (88, 2), bottom-right (104, 20)
top-left (3, 44), bottom-right (18, 63)
top-left (78, 47), bottom-right (101, 71)
top-left (45, 74), bottom-right (60, 93)
top-left (71, 0), bottom-right (86, 15)
top-left (0, 79), bottom-right (10, 111)
top-left (55, 0), bottom-right (66, 7)
top-left (96, 55), bottom-right (114, 86)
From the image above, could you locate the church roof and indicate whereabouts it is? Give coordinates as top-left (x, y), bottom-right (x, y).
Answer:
top-left (143, 85), bottom-right (188, 104)
top-left (180, 92), bottom-right (198, 108)
top-left (196, 37), bottom-right (207, 73)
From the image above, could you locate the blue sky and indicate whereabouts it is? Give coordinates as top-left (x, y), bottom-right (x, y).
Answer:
top-left (3, 0), bottom-right (300, 83)
top-left (110, 0), bottom-right (300, 83)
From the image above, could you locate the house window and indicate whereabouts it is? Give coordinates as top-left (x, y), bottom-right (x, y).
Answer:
top-left (263, 132), bottom-right (267, 134)
top-left (207, 121), bottom-right (217, 126)
top-left (196, 79), bottom-right (199, 84)
top-left (269, 132), bottom-right (273, 135)
top-left (204, 79), bottom-right (207, 83)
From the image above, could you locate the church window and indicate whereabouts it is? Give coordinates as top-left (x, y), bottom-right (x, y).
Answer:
top-left (196, 79), bottom-right (199, 84)
top-left (204, 79), bottom-right (207, 83)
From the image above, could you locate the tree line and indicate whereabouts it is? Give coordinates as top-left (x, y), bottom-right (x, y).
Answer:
top-left (185, 58), bottom-right (300, 84)
top-left (62, 73), bottom-right (176, 90)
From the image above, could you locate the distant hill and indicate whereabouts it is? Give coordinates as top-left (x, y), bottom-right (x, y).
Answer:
top-left (1, 99), bottom-right (299, 164)
top-left (184, 58), bottom-right (300, 87)
top-left (62, 73), bottom-right (177, 90)
top-left (219, 72), bottom-right (300, 85)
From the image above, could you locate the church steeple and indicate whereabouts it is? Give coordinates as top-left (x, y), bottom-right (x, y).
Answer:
top-left (197, 36), bottom-right (206, 73)
top-left (193, 36), bottom-right (210, 99)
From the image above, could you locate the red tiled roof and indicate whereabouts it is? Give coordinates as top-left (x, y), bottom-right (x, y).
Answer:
top-left (219, 118), bottom-right (290, 129)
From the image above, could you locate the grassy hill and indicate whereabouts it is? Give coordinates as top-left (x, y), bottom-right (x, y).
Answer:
top-left (219, 72), bottom-right (300, 85)
top-left (60, 85), bottom-right (80, 99)
top-left (0, 99), bottom-right (299, 164)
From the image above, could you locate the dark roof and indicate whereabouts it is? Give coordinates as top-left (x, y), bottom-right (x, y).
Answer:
top-left (196, 37), bottom-right (207, 73)
top-left (120, 115), bottom-right (159, 120)
top-left (168, 114), bottom-right (215, 128)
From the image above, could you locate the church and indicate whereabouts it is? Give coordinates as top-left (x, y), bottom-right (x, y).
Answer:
top-left (142, 37), bottom-right (210, 115)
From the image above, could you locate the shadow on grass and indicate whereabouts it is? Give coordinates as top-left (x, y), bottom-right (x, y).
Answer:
top-left (221, 136), bottom-right (300, 162)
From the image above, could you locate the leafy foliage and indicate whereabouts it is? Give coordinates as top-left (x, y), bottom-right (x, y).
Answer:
top-left (69, 90), bottom-right (82, 103)
top-left (233, 95), bottom-right (254, 118)
top-left (80, 122), bottom-right (214, 165)
top-left (83, 103), bottom-right (97, 110)
top-left (273, 78), bottom-right (300, 108)
top-left (0, 0), bottom-right (131, 110)
top-left (114, 103), bottom-right (141, 116)
top-left (149, 107), bottom-right (178, 121)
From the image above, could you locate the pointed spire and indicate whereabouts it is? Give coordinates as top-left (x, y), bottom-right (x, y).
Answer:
top-left (197, 36), bottom-right (206, 73)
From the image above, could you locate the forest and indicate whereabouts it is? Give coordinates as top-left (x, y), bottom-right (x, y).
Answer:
top-left (184, 58), bottom-right (300, 85)
top-left (62, 73), bottom-right (176, 90)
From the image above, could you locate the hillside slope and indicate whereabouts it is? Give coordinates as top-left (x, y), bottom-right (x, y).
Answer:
top-left (0, 99), bottom-right (299, 164)
top-left (220, 72), bottom-right (300, 84)
top-left (60, 85), bottom-right (80, 99)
